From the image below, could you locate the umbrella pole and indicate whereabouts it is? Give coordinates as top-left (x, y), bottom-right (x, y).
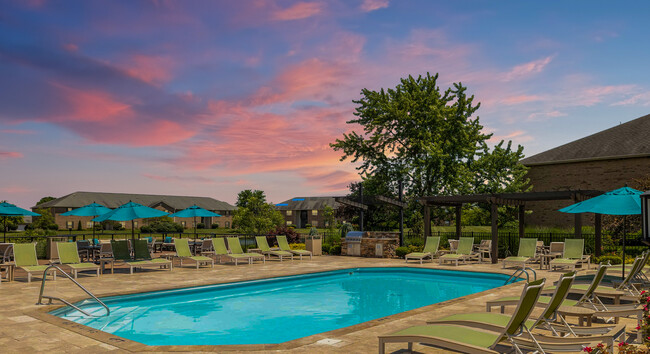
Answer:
top-left (3, 216), bottom-right (6, 243)
top-left (194, 216), bottom-right (197, 241)
top-left (132, 220), bottom-right (136, 245)
top-left (622, 216), bottom-right (627, 279)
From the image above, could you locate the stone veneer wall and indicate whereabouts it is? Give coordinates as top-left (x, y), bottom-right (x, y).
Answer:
top-left (341, 231), bottom-right (399, 258)
top-left (525, 156), bottom-right (650, 227)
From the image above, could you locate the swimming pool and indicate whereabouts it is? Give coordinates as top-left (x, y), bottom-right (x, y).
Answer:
top-left (51, 267), bottom-right (513, 346)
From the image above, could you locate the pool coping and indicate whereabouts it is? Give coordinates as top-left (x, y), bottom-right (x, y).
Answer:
top-left (28, 265), bottom-right (522, 352)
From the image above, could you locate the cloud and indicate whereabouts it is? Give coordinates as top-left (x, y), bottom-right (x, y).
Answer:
top-left (0, 129), bottom-right (36, 135)
top-left (611, 91), bottom-right (650, 107)
top-left (272, 2), bottom-right (324, 21)
top-left (0, 151), bottom-right (23, 160)
top-left (488, 130), bottom-right (534, 144)
top-left (504, 56), bottom-right (554, 81)
top-left (121, 54), bottom-right (175, 85)
top-left (360, 0), bottom-right (389, 12)
top-left (299, 169), bottom-right (357, 192)
top-left (500, 94), bottom-right (544, 106)
top-left (142, 173), bottom-right (214, 183)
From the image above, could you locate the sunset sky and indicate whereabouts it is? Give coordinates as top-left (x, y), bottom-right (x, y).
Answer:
top-left (1, 0), bottom-right (649, 209)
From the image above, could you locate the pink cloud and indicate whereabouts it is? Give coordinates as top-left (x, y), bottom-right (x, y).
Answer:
top-left (63, 43), bottom-right (78, 52)
top-left (612, 91), bottom-right (650, 106)
top-left (300, 169), bottom-right (358, 192)
top-left (272, 2), bottom-right (324, 21)
top-left (504, 56), bottom-right (554, 81)
top-left (0, 185), bottom-right (31, 194)
top-left (121, 54), bottom-right (175, 85)
top-left (0, 129), bottom-right (36, 135)
top-left (142, 173), bottom-right (214, 183)
top-left (488, 130), bottom-right (534, 144)
top-left (360, 0), bottom-right (389, 12)
top-left (0, 151), bottom-right (23, 160)
top-left (500, 94), bottom-right (544, 105)
top-left (51, 82), bottom-right (133, 123)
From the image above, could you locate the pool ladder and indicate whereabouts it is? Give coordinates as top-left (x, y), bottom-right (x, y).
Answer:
top-left (36, 264), bottom-right (110, 317)
top-left (504, 266), bottom-right (537, 285)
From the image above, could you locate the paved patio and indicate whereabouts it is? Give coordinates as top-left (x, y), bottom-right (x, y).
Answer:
top-left (0, 255), bottom-right (641, 353)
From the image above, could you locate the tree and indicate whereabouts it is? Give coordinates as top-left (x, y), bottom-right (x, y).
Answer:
top-left (331, 73), bottom-right (528, 227)
top-left (32, 208), bottom-right (58, 230)
top-left (232, 190), bottom-right (284, 234)
top-left (36, 196), bottom-right (56, 205)
top-left (323, 205), bottom-right (336, 233)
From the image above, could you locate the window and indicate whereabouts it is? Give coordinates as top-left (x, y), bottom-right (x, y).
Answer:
top-left (286, 210), bottom-right (292, 216)
top-left (312, 220), bottom-right (318, 227)
top-left (312, 210), bottom-right (318, 216)
top-left (120, 222), bottom-right (126, 228)
top-left (66, 221), bottom-right (73, 229)
top-left (286, 220), bottom-right (292, 226)
top-left (86, 222), bottom-right (93, 228)
top-left (67, 207), bottom-right (72, 211)
top-left (225, 221), bottom-right (230, 228)
top-left (133, 221), bottom-right (138, 228)
top-left (181, 221), bottom-right (186, 227)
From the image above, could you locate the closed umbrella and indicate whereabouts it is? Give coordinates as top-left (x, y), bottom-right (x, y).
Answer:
top-left (61, 202), bottom-right (111, 240)
top-left (559, 186), bottom-right (642, 278)
top-left (0, 202), bottom-right (41, 242)
top-left (168, 205), bottom-right (221, 239)
top-left (93, 201), bottom-right (169, 244)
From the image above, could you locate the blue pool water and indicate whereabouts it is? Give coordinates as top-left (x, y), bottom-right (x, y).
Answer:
top-left (51, 267), bottom-right (512, 346)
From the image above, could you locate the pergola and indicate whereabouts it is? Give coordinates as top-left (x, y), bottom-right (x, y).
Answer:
top-left (419, 190), bottom-right (604, 264)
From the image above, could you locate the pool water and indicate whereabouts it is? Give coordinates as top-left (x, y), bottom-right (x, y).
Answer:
top-left (51, 267), bottom-right (512, 346)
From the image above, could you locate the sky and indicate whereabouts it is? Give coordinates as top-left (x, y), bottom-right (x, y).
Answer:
top-left (1, 0), bottom-right (650, 209)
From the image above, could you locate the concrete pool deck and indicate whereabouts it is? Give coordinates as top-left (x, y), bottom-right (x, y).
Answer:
top-left (0, 255), bottom-right (642, 353)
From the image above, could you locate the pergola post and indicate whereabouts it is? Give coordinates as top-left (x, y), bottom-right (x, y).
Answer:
top-left (424, 205), bottom-right (431, 237)
top-left (490, 203), bottom-right (498, 264)
top-left (518, 205), bottom-right (525, 239)
top-left (595, 213), bottom-right (602, 257)
top-left (455, 206), bottom-right (462, 239)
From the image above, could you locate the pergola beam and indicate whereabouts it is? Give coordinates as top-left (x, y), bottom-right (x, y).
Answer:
top-left (334, 197), bottom-right (368, 210)
top-left (375, 195), bottom-right (408, 208)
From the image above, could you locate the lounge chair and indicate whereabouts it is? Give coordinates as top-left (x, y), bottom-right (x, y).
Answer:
top-left (405, 236), bottom-right (440, 264)
top-left (477, 239), bottom-right (492, 263)
top-left (379, 278), bottom-right (599, 354)
top-left (256, 236), bottom-right (293, 261)
top-left (438, 237), bottom-right (477, 266)
top-left (502, 238), bottom-right (537, 269)
top-left (277, 235), bottom-right (312, 260)
top-left (550, 238), bottom-right (590, 271)
top-left (0, 243), bottom-right (14, 263)
top-left (174, 238), bottom-right (214, 269)
top-left (431, 272), bottom-right (626, 348)
top-left (198, 239), bottom-right (215, 258)
top-left (213, 237), bottom-right (252, 265)
top-left (575, 254), bottom-right (648, 296)
top-left (13, 243), bottom-right (56, 282)
top-left (227, 237), bottom-right (265, 264)
top-left (111, 240), bottom-right (172, 274)
top-left (56, 242), bottom-right (100, 278)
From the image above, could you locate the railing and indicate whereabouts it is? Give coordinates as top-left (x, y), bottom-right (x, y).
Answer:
top-left (36, 264), bottom-right (110, 317)
top-left (504, 266), bottom-right (537, 285)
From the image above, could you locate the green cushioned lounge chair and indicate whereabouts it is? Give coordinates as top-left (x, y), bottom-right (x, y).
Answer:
top-left (379, 278), bottom-right (597, 353)
top-left (277, 235), bottom-right (312, 260)
top-left (438, 237), bottom-right (477, 266)
top-left (227, 237), bottom-right (265, 264)
top-left (213, 238), bottom-right (252, 265)
top-left (13, 243), bottom-right (56, 283)
top-left (256, 236), bottom-right (292, 261)
top-left (111, 240), bottom-right (172, 274)
top-left (576, 255), bottom-right (647, 296)
top-left (550, 238), bottom-right (590, 271)
top-left (174, 238), bottom-right (214, 269)
top-left (405, 236), bottom-right (440, 264)
top-left (433, 272), bottom-right (626, 348)
top-left (502, 238), bottom-right (537, 269)
top-left (56, 242), bottom-right (100, 278)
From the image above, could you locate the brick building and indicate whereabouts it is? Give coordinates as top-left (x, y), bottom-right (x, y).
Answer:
top-left (33, 191), bottom-right (236, 230)
top-left (521, 113), bottom-right (650, 227)
top-left (274, 197), bottom-right (341, 228)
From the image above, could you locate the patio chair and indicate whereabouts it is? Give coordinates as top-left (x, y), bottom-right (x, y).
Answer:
top-left (213, 237), bottom-right (252, 265)
top-left (199, 239), bottom-right (215, 258)
top-left (76, 240), bottom-right (92, 262)
top-left (477, 239), bottom-right (492, 263)
top-left (0, 243), bottom-right (14, 263)
top-left (162, 236), bottom-right (175, 251)
top-left (550, 239), bottom-right (589, 271)
top-left (405, 236), bottom-right (440, 264)
top-left (56, 242), bottom-right (100, 278)
top-left (255, 236), bottom-right (293, 261)
top-left (549, 242), bottom-right (564, 256)
top-left (448, 239), bottom-right (459, 253)
top-left (502, 238), bottom-right (537, 269)
top-left (13, 243), bottom-right (56, 282)
top-left (379, 278), bottom-right (600, 354)
top-left (227, 237), bottom-right (265, 264)
top-left (174, 238), bottom-right (214, 269)
top-left (433, 272), bottom-right (625, 348)
top-left (111, 240), bottom-right (172, 274)
top-left (438, 237), bottom-right (477, 266)
top-left (277, 235), bottom-right (312, 260)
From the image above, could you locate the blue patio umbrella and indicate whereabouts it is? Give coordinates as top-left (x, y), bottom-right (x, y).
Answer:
top-left (559, 187), bottom-right (643, 278)
top-left (168, 205), bottom-right (221, 238)
top-left (0, 202), bottom-right (41, 242)
top-left (93, 201), bottom-right (169, 243)
top-left (61, 202), bottom-right (112, 240)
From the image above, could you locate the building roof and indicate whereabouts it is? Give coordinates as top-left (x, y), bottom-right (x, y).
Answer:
top-left (33, 191), bottom-right (236, 211)
top-left (274, 196), bottom-right (340, 210)
top-left (520, 113), bottom-right (650, 166)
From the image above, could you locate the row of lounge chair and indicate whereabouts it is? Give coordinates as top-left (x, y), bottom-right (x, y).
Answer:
top-left (380, 259), bottom-right (647, 353)
top-left (8, 235), bottom-right (312, 282)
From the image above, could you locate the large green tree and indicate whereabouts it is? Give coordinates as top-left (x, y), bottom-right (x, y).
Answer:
top-left (331, 73), bottom-right (528, 229)
top-left (232, 190), bottom-right (284, 234)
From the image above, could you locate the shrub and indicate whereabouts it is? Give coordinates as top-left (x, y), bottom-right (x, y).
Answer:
top-left (113, 222), bottom-right (124, 231)
top-left (322, 243), bottom-right (331, 254)
top-left (595, 255), bottom-right (622, 265)
top-left (211, 223), bottom-right (219, 229)
top-left (305, 223), bottom-right (312, 228)
top-left (329, 244), bottom-right (341, 255)
top-left (267, 226), bottom-right (300, 243)
top-left (395, 246), bottom-right (410, 258)
top-left (197, 223), bottom-right (206, 229)
top-left (140, 225), bottom-right (153, 233)
top-left (77, 220), bottom-right (82, 231)
top-left (308, 227), bottom-right (318, 236)
top-left (47, 224), bottom-right (59, 230)
top-left (289, 243), bottom-right (306, 250)
top-left (408, 244), bottom-right (423, 253)
top-left (287, 224), bottom-right (297, 229)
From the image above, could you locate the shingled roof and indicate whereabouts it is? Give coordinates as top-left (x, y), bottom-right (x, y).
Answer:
top-left (34, 191), bottom-right (236, 211)
top-left (521, 113), bottom-right (650, 166)
top-left (274, 196), bottom-right (340, 210)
